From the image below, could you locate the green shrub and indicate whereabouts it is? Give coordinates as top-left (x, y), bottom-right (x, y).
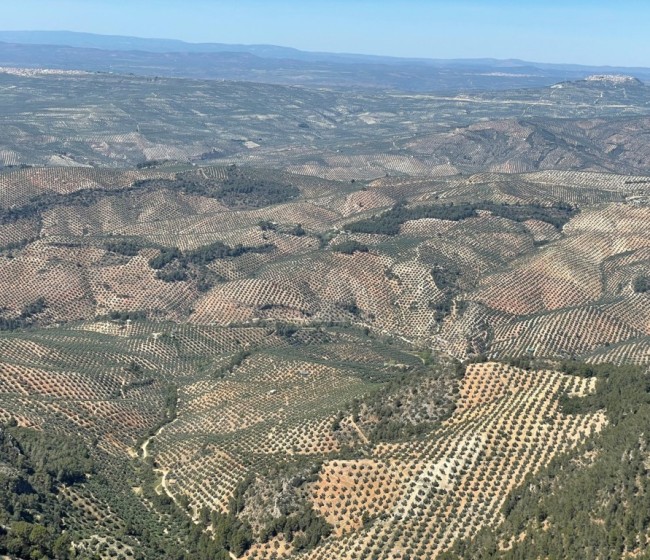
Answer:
top-left (633, 276), bottom-right (650, 293)
top-left (105, 239), bottom-right (142, 256)
top-left (345, 201), bottom-right (577, 236)
top-left (331, 240), bottom-right (369, 254)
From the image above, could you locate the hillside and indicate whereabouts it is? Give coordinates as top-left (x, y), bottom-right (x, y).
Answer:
top-left (0, 71), bottom-right (649, 175)
top-left (0, 68), bottom-right (650, 559)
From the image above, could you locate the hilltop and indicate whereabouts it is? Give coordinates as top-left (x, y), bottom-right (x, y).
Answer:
top-left (553, 73), bottom-right (646, 89)
top-left (584, 74), bottom-right (644, 85)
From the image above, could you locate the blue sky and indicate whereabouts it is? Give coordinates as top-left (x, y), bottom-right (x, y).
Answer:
top-left (2, 0), bottom-right (649, 66)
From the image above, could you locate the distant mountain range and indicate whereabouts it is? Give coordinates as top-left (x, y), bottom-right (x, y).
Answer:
top-left (0, 30), bottom-right (648, 91)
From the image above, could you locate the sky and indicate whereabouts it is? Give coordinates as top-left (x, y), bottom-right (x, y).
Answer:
top-left (1, 0), bottom-right (649, 67)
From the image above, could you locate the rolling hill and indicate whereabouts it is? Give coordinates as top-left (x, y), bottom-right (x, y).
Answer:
top-left (0, 64), bottom-right (650, 559)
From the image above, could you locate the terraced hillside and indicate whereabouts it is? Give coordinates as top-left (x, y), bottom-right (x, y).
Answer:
top-left (1, 163), bottom-right (650, 362)
top-left (2, 70), bottom-right (650, 559)
top-left (0, 316), bottom-right (610, 559)
top-left (0, 159), bottom-right (647, 557)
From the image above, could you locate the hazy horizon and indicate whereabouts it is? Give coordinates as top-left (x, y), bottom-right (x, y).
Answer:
top-left (2, 29), bottom-right (650, 71)
top-left (1, 0), bottom-right (648, 67)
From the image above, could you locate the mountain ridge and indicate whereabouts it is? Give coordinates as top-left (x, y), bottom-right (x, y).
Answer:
top-left (0, 30), bottom-right (647, 73)
top-left (0, 30), bottom-right (648, 92)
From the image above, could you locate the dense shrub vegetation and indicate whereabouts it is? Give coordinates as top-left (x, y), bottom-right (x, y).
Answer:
top-left (440, 362), bottom-right (650, 560)
top-left (259, 220), bottom-right (305, 236)
top-left (0, 166), bottom-right (299, 227)
top-left (148, 247), bottom-right (183, 270)
top-left (20, 297), bottom-right (47, 319)
top-left (634, 275), bottom-right (650, 293)
top-left (0, 297), bottom-right (47, 331)
top-left (260, 504), bottom-right (332, 551)
top-left (194, 470), bottom-right (330, 557)
top-left (290, 223), bottom-right (306, 236)
top-left (135, 166), bottom-right (299, 208)
top-left (105, 239), bottom-right (143, 256)
top-left (345, 201), bottom-right (577, 235)
top-left (185, 241), bottom-right (275, 265)
top-left (214, 350), bottom-right (251, 378)
top-left (148, 241), bottom-right (274, 285)
top-left (274, 322), bottom-right (299, 338)
top-left (258, 219), bottom-right (277, 231)
top-left (149, 242), bottom-right (274, 271)
top-left (216, 166), bottom-right (300, 207)
top-left (103, 310), bottom-right (148, 322)
top-left (429, 259), bottom-right (468, 323)
top-left (0, 427), bottom-right (94, 559)
top-left (224, 462), bottom-right (333, 554)
top-left (345, 359), bottom-right (461, 443)
top-left (331, 240), bottom-right (369, 254)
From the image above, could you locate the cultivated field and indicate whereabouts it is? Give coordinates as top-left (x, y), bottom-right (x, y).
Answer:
top-left (1, 71), bottom-right (650, 559)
